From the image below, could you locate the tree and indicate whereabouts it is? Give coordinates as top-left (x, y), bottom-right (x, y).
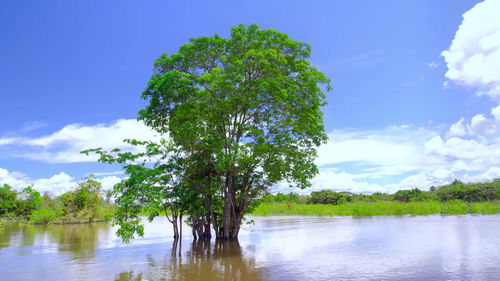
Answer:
top-left (394, 188), bottom-right (426, 203)
top-left (309, 190), bottom-right (347, 205)
top-left (104, 189), bottom-right (113, 204)
top-left (18, 186), bottom-right (43, 218)
top-left (85, 24), bottom-right (330, 241)
top-left (0, 184), bottom-right (19, 217)
top-left (57, 175), bottom-right (102, 218)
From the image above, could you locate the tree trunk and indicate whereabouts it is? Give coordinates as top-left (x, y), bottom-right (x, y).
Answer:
top-left (192, 223), bottom-right (198, 240)
top-left (179, 213), bottom-right (183, 240)
top-left (203, 214), bottom-right (212, 239)
top-left (230, 213), bottom-right (242, 240)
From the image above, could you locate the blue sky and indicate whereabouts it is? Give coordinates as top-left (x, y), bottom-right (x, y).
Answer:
top-left (1, 0), bottom-right (500, 194)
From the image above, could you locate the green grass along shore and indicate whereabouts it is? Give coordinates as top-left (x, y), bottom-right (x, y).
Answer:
top-left (251, 201), bottom-right (500, 216)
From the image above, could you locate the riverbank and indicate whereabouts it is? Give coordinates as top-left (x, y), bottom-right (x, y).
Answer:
top-left (251, 200), bottom-right (500, 216)
top-left (0, 216), bottom-right (109, 225)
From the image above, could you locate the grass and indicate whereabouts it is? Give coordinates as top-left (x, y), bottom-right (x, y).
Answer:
top-left (251, 200), bottom-right (500, 216)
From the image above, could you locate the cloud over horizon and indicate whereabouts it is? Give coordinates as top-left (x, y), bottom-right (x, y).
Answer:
top-left (3, 119), bottom-right (500, 195)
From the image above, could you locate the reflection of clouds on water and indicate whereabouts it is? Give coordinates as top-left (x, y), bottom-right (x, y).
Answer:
top-left (2, 216), bottom-right (500, 280)
top-left (244, 216), bottom-right (500, 281)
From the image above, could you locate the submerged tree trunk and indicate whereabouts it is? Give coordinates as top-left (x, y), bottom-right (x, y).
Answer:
top-left (203, 214), bottom-right (212, 239)
top-left (179, 213), bottom-right (183, 240)
top-left (166, 207), bottom-right (180, 240)
top-left (223, 186), bottom-right (231, 240)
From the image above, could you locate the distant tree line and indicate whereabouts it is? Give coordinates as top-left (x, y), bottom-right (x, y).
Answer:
top-left (261, 178), bottom-right (500, 205)
top-left (0, 175), bottom-right (114, 224)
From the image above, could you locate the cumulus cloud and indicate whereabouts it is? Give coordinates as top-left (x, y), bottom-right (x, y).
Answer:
top-left (0, 119), bottom-right (160, 163)
top-left (317, 123), bottom-right (500, 192)
top-left (447, 118), bottom-right (468, 137)
top-left (446, 105), bottom-right (500, 137)
top-left (441, 0), bottom-right (500, 100)
top-left (275, 123), bottom-right (500, 194)
top-left (317, 126), bottom-right (441, 176)
top-left (470, 114), bottom-right (495, 134)
top-left (3, 117), bottom-right (500, 194)
top-left (3, 122), bottom-right (500, 195)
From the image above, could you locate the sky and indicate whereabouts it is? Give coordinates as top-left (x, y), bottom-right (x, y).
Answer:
top-left (1, 0), bottom-right (500, 195)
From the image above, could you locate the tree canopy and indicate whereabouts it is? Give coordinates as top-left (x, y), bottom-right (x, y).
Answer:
top-left (84, 24), bottom-right (331, 241)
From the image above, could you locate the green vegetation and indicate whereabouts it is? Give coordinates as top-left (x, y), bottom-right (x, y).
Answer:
top-left (0, 175), bottom-right (114, 225)
top-left (252, 179), bottom-right (500, 216)
top-left (83, 24), bottom-right (330, 242)
top-left (253, 201), bottom-right (500, 216)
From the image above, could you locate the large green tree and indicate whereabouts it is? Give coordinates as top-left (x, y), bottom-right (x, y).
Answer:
top-left (85, 24), bottom-right (330, 241)
top-left (140, 24), bottom-right (330, 239)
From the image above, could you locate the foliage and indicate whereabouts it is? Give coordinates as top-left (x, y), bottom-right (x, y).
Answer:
top-left (261, 192), bottom-right (300, 203)
top-left (29, 207), bottom-right (60, 225)
top-left (308, 190), bottom-right (347, 205)
top-left (0, 177), bottom-right (113, 224)
top-left (250, 178), bottom-right (500, 217)
top-left (252, 200), bottom-right (500, 216)
top-left (17, 186), bottom-right (43, 218)
top-left (434, 180), bottom-right (499, 202)
top-left (72, 175), bottom-right (102, 216)
top-left (394, 188), bottom-right (427, 202)
top-left (83, 24), bottom-right (330, 241)
top-left (0, 184), bottom-right (18, 216)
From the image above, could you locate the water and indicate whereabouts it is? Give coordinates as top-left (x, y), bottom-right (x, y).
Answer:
top-left (1, 215), bottom-right (500, 280)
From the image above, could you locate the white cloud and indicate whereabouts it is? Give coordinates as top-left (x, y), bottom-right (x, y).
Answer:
top-left (445, 105), bottom-right (500, 137)
top-left (441, 0), bottom-right (500, 100)
top-left (100, 176), bottom-right (122, 191)
top-left (463, 167), bottom-right (500, 183)
top-left (317, 126), bottom-right (440, 176)
top-left (447, 118), bottom-right (468, 137)
top-left (491, 105), bottom-right (500, 120)
top-left (426, 61), bottom-right (440, 69)
top-left (21, 121), bottom-right (47, 133)
top-left (307, 124), bottom-right (500, 193)
top-left (470, 114), bottom-right (495, 134)
top-left (0, 119), bottom-right (160, 163)
top-left (0, 138), bottom-right (19, 145)
top-left (0, 167), bottom-right (123, 196)
top-left (3, 119), bottom-right (500, 194)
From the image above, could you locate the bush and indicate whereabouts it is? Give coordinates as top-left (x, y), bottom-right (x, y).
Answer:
top-left (17, 186), bottom-right (43, 218)
top-left (0, 184), bottom-right (19, 216)
top-left (434, 182), bottom-right (498, 202)
top-left (394, 188), bottom-right (427, 202)
top-left (30, 207), bottom-right (59, 225)
top-left (309, 190), bottom-right (347, 205)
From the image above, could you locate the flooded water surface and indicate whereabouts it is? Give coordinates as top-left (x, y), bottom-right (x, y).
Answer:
top-left (1, 215), bottom-right (500, 280)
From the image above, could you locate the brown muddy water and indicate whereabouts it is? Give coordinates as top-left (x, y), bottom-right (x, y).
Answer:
top-left (1, 215), bottom-right (500, 280)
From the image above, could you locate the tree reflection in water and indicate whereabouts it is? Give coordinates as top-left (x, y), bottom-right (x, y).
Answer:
top-left (115, 239), bottom-right (266, 281)
top-left (0, 220), bottom-right (108, 260)
top-left (47, 223), bottom-right (109, 260)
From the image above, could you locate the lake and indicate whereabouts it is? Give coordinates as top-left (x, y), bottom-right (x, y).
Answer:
top-left (1, 215), bottom-right (500, 280)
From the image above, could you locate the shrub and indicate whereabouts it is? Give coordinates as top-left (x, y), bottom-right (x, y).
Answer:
top-left (0, 184), bottom-right (19, 216)
top-left (30, 207), bottom-right (59, 225)
top-left (309, 190), bottom-right (347, 205)
top-left (394, 188), bottom-right (426, 202)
